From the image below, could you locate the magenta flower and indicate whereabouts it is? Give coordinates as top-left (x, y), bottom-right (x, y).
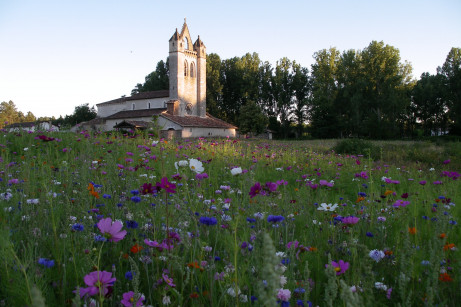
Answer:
top-left (326, 259), bottom-right (350, 275)
top-left (121, 291), bottom-right (145, 307)
top-left (319, 180), bottom-right (334, 187)
top-left (265, 181), bottom-right (278, 192)
top-left (144, 239), bottom-right (174, 252)
top-left (393, 200), bottom-right (410, 208)
top-left (97, 217), bottom-right (127, 242)
top-left (158, 177), bottom-right (176, 194)
top-left (139, 183), bottom-right (156, 195)
top-left (419, 180), bottom-right (426, 185)
top-left (442, 159), bottom-right (450, 165)
top-left (162, 273), bottom-right (176, 287)
top-left (249, 182), bottom-right (262, 198)
top-left (341, 216), bottom-right (360, 225)
top-left (75, 271), bottom-right (116, 298)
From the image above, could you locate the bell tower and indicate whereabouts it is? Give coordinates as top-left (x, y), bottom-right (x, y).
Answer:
top-left (168, 20), bottom-right (206, 117)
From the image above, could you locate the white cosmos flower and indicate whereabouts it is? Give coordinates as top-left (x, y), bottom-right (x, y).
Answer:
top-left (174, 160), bottom-right (188, 171)
top-left (189, 158), bottom-right (204, 173)
top-left (317, 203), bottom-right (338, 211)
top-left (230, 167), bottom-right (242, 176)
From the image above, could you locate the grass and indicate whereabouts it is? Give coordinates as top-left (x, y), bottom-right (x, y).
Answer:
top-left (0, 131), bottom-right (459, 306)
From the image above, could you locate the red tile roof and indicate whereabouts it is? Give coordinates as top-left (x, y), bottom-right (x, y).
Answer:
top-left (160, 112), bottom-right (237, 129)
top-left (97, 90), bottom-right (169, 106)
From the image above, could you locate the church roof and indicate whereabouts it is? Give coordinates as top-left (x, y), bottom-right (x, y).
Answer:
top-left (105, 108), bottom-right (167, 120)
top-left (160, 112), bottom-right (237, 129)
top-left (97, 90), bottom-right (169, 106)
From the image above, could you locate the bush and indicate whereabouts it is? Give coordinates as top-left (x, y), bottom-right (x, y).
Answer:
top-left (332, 138), bottom-right (379, 159)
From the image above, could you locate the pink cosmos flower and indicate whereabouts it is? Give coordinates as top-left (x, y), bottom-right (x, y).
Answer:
top-left (326, 260), bottom-right (350, 275)
top-left (75, 271), bottom-right (116, 298)
top-left (162, 273), bottom-right (176, 287)
top-left (121, 291), bottom-right (145, 307)
top-left (319, 180), bottom-right (334, 187)
top-left (97, 218), bottom-right (127, 242)
top-left (341, 216), bottom-right (360, 225)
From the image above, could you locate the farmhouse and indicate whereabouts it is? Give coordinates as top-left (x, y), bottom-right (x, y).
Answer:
top-left (87, 21), bottom-right (237, 138)
top-left (5, 121), bottom-right (59, 132)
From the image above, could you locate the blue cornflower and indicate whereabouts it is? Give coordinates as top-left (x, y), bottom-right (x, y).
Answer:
top-left (131, 196), bottom-right (141, 203)
top-left (366, 232), bottom-right (374, 237)
top-left (71, 223), bottom-right (84, 232)
top-left (421, 260), bottom-right (430, 266)
top-left (281, 258), bottom-right (290, 265)
top-left (246, 217), bottom-right (256, 223)
top-left (38, 258), bottom-right (55, 268)
top-left (214, 256), bottom-right (221, 261)
top-left (125, 220), bottom-right (139, 229)
top-left (449, 220), bottom-right (457, 225)
top-left (294, 288), bottom-right (306, 294)
top-left (267, 215), bottom-right (284, 223)
top-left (251, 296), bottom-right (258, 303)
top-left (358, 192), bottom-right (367, 197)
top-left (199, 216), bottom-right (217, 226)
top-left (125, 271), bottom-right (134, 280)
top-left (103, 194), bottom-right (111, 199)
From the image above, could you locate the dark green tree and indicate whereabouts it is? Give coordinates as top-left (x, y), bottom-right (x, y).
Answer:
top-left (206, 53), bottom-right (223, 118)
top-left (131, 58), bottom-right (169, 95)
top-left (238, 101), bottom-right (268, 135)
top-left (310, 47), bottom-right (340, 138)
top-left (438, 47), bottom-right (461, 135)
top-left (291, 62), bottom-right (311, 138)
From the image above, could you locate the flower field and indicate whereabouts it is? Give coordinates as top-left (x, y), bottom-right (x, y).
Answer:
top-left (0, 131), bottom-right (459, 306)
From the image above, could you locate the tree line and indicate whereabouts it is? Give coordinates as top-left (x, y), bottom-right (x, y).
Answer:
top-left (133, 41), bottom-right (461, 139)
top-left (0, 101), bottom-right (96, 130)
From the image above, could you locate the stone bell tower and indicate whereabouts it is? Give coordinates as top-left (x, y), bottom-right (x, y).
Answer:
top-left (168, 19), bottom-right (207, 117)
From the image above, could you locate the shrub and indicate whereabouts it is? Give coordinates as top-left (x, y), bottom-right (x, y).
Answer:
top-left (332, 138), bottom-right (379, 159)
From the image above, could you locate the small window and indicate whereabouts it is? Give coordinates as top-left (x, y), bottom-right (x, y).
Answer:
top-left (190, 62), bottom-right (195, 78)
top-left (148, 102), bottom-right (151, 109)
top-left (184, 60), bottom-right (188, 76)
top-left (132, 103), bottom-right (135, 110)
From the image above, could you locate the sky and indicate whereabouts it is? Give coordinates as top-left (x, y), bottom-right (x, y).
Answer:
top-left (1, 0), bottom-right (460, 118)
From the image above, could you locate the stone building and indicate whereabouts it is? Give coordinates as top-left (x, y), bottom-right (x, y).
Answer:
top-left (85, 21), bottom-right (237, 138)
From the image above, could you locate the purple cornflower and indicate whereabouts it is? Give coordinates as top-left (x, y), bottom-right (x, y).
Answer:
top-left (369, 249), bottom-right (385, 262)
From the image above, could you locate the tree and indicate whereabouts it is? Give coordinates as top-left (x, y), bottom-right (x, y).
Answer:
top-left (412, 72), bottom-right (448, 136)
top-left (291, 62), bottom-right (311, 138)
top-left (0, 100), bottom-right (21, 128)
top-left (438, 47), bottom-right (461, 135)
top-left (206, 53), bottom-right (223, 118)
top-left (237, 101), bottom-right (268, 135)
top-left (272, 58), bottom-right (295, 138)
top-left (64, 104), bottom-right (97, 126)
top-left (359, 41), bottom-right (413, 138)
top-left (131, 58), bottom-right (169, 95)
top-left (310, 47), bottom-right (340, 138)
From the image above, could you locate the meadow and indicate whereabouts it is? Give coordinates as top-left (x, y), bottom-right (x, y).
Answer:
top-left (0, 131), bottom-right (459, 306)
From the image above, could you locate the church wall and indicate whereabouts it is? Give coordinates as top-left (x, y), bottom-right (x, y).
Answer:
top-left (97, 103), bottom-right (126, 118)
top-left (181, 127), bottom-right (236, 138)
top-left (129, 97), bottom-right (169, 111)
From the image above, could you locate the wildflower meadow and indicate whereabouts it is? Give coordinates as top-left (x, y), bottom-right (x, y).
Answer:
top-left (0, 131), bottom-right (459, 306)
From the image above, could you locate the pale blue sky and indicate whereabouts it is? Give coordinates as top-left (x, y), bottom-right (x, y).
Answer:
top-left (1, 0), bottom-right (460, 118)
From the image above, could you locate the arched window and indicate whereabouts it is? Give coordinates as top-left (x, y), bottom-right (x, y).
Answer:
top-left (132, 103), bottom-right (135, 110)
top-left (148, 102), bottom-right (151, 109)
top-left (190, 62), bottom-right (195, 78)
top-left (184, 60), bottom-right (188, 77)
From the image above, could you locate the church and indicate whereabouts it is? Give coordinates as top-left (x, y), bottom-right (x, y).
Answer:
top-left (81, 21), bottom-right (237, 138)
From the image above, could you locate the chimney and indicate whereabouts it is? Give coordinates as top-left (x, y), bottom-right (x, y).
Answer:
top-left (166, 100), bottom-right (178, 115)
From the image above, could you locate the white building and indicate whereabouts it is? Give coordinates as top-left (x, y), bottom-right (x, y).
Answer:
top-left (85, 21), bottom-right (237, 138)
top-left (5, 121), bottom-right (59, 132)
